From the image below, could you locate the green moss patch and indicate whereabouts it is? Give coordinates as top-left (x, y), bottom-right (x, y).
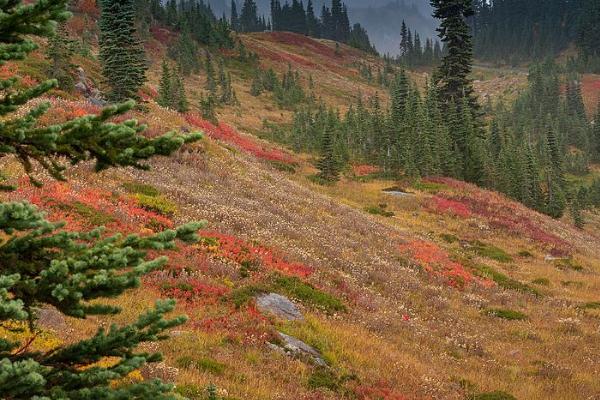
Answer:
top-left (56, 201), bottom-right (114, 226)
top-left (364, 204), bottom-right (395, 217)
top-left (485, 308), bottom-right (527, 321)
top-left (228, 275), bottom-right (345, 314)
top-left (470, 391), bottom-right (517, 400)
top-left (272, 275), bottom-right (346, 313)
top-left (472, 264), bottom-right (540, 296)
top-left (470, 241), bottom-right (513, 263)
top-left (122, 181), bottom-right (161, 197)
top-left (176, 356), bottom-right (226, 375)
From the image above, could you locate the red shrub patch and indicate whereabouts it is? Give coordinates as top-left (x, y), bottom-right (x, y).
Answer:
top-left (200, 230), bottom-right (314, 277)
top-left (352, 164), bottom-right (380, 177)
top-left (424, 177), bottom-right (572, 255)
top-left (9, 180), bottom-right (173, 232)
top-left (185, 113), bottom-right (297, 164)
top-left (354, 383), bottom-right (408, 400)
top-left (158, 277), bottom-right (229, 303)
top-left (429, 195), bottom-right (471, 218)
top-left (399, 240), bottom-right (478, 288)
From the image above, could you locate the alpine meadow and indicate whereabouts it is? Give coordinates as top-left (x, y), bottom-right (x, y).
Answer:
top-left (2, 0), bottom-right (600, 399)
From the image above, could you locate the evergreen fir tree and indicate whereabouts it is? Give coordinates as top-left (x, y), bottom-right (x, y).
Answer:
top-left (231, 0), bottom-right (239, 31)
top-left (571, 198), bottom-right (585, 229)
top-left (99, 0), bottom-right (148, 101)
top-left (399, 20), bottom-right (409, 61)
top-left (168, 22), bottom-right (201, 76)
top-left (317, 121), bottom-right (340, 182)
top-left (594, 100), bottom-right (600, 161)
top-left (200, 94), bottom-right (218, 123)
top-left (430, 0), bottom-right (479, 111)
top-left (204, 50), bottom-right (217, 94)
top-left (240, 0), bottom-right (260, 32)
top-left (306, 0), bottom-right (319, 37)
top-left (45, 22), bottom-right (75, 90)
top-left (158, 60), bottom-right (173, 108)
top-left (172, 66), bottom-right (189, 112)
top-left (545, 173), bottom-right (566, 218)
top-left (0, 1), bottom-right (203, 398)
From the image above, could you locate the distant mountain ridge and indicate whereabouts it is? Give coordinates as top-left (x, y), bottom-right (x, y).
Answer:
top-left (208, 0), bottom-right (437, 55)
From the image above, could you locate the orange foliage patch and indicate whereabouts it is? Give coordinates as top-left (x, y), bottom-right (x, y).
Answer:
top-left (399, 240), bottom-right (486, 288)
top-left (200, 230), bottom-right (314, 278)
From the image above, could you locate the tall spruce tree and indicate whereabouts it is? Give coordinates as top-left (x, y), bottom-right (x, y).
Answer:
top-left (317, 121), bottom-right (340, 182)
top-left (158, 60), bottom-right (173, 108)
top-left (45, 22), bottom-right (75, 90)
top-left (430, 0), bottom-right (478, 110)
top-left (231, 0), bottom-right (240, 31)
top-left (594, 100), bottom-right (600, 161)
top-left (99, 0), bottom-right (148, 101)
top-left (240, 0), bottom-right (260, 32)
top-left (0, 0), bottom-right (203, 398)
top-left (306, 0), bottom-right (319, 37)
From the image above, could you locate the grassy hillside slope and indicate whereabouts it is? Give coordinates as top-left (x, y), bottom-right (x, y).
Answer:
top-left (3, 14), bottom-right (600, 400)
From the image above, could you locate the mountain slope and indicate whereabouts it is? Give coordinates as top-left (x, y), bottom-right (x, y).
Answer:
top-left (4, 20), bottom-right (600, 400)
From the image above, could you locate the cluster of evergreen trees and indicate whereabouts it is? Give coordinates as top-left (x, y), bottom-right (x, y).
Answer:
top-left (276, 61), bottom-right (600, 218)
top-left (266, 0), bottom-right (600, 222)
top-left (158, 61), bottom-right (189, 112)
top-left (231, 0), bottom-right (269, 32)
top-left (230, 0), bottom-right (376, 54)
top-left (471, 0), bottom-right (600, 71)
top-left (251, 64), bottom-right (307, 108)
top-left (398, 20), bottom-right (443, 68)
top-left (143, 0), bottom-right (233, 48)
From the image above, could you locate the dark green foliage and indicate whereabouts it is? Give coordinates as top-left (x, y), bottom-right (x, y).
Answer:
top-left (200, 93), bottom-right (218, 123)
top-left (230, 0), bottom-right (239, 31)
top-left (239, 0), bottom-right (265, 32)
top-left (58, 201), bottom-right (115, 225)
top-left (317, 120), bottom-right (340, 182)
top-left (45, 23), bottom-right (75, 90)
top-left (307, 367), bottom-right (341, 391)
top-left (531, 277), bottom-right (550, 286)
top-left (365, 204), bottom-right (395, 217)
top-left (594, 101), bottom-right (600, 161)
top-left (554, 258), bottom-right (584, 272)
top-left (485, 308), bottom-right (528, 321)
top-left (398, 20), bottom-right (442, 68)
top-left (151, 0), bottom-right (233, 48)
top-left (580, 301), bottom-right (600, 310)
top-left (431, 0), bottom-right (479, 112)
top-left (158, 61), bottom-right (189, 112)
top-left (269, 0), bottom-right (376, 54)
top-left (469, 391), bottom-right (517, 400)
top-left (472, 264), bottom-right (540, 296)
top-left (99, 0), bottom-right (148, 101)
top-left (176, 356), bottom-right (226, 375)
top-left (471, 0), bottom-right (581, 65)
top-left (167, 23), bottom-right (201, 76)
top-left (469, 241), bottom-right (512, 263)
top-left (0, 1), bottom-right (203, 397)
top-left (570, 198), bottom-right (585, 229)
top-left (122, 182), bottom-right (161, 197)
top-left (228, 275), bottom-right (345, 313)
top-left (272, 275), bottom-right (346, 313)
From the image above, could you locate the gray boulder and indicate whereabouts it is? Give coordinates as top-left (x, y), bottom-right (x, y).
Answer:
top-left (256, 293), bottom-right (303, 321)
top-left (269, 332), bottom-right (327, 367)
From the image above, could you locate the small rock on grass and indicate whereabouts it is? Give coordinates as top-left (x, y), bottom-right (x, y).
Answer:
top-left (256, 293), bottom-right (304, 321)
top-left (269, 331), bottom-right (327, 367)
